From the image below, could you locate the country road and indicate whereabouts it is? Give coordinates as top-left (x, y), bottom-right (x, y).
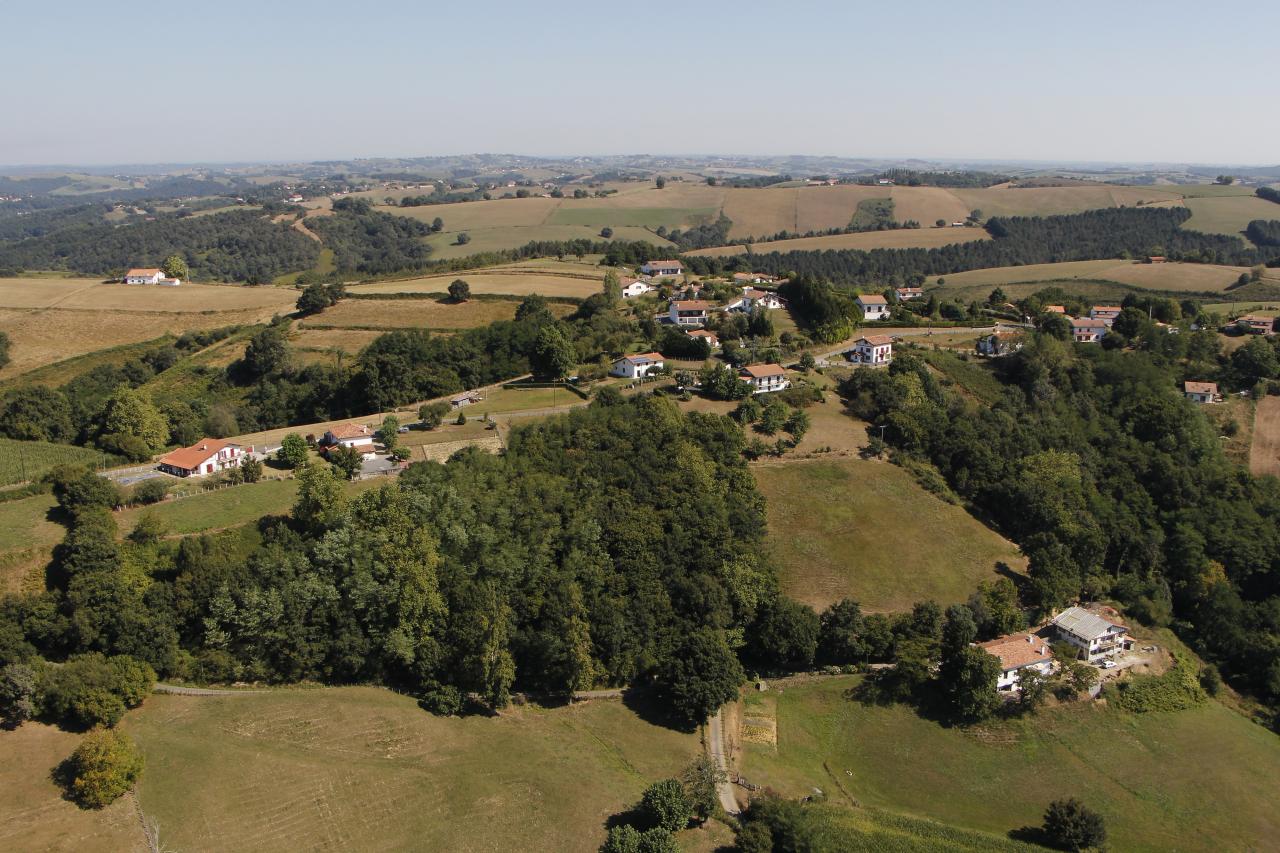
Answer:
top-left (707, 707), bottom-right (739, 815)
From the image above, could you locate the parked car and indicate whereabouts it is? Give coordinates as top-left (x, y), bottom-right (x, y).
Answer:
top-left (1100, 660), bottom-right (1117, 669)
top-left (397, 426), bottom-right (410, 433)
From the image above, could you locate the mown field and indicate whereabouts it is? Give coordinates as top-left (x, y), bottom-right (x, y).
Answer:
top-left (348, 269), bottom-right (604, 299)
top-left (124, 688), bottom-right (704, 853)
top-left (300, 297), bottom-right (573, 331)
top-left (687, 227), bottom-right (991, 257)
top-left (1250, 394), bottom-right (1280, 478)
top-left (1182, 194), bottom-right (1280, 240)
top-left (0, 493), bottom-right (62, 594)
top-left (0, 278), bottom-right (295, 381)
top-left (926, 259), bottom-right (1271, 300)
top-left (739, 676), bottom-right (1280, 853)
top-left (754, 458), bottom-right (1024, 612)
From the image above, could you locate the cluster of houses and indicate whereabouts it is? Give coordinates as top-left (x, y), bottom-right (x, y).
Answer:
top-left (608, 350), bottom-right (791, 394)
top-left (121, 267), bottom-right (182, 286)
top-left (155, 422), bottom-right (385, 479)
top-left (980, 605), bottom-right (1133, 696)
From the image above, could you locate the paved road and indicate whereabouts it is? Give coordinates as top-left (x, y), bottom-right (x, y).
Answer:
top-left (707, 707), bottom-right (740, 815)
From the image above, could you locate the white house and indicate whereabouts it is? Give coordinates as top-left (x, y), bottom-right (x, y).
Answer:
top-left (1070, 317), bottom-right (1107, 343)
top-left (641, 260), bottom-right (684, 277)
top-left (1089, 305), bottom-right (1122, 326)
top-left (669, 300), bottom-right (714, 327)
top-left (978, 632), bottom-right (1056, 694)
top-left (687, 329), bottom-right (720, 350)
top-left (855, 293), bottom-right (890, 321)
top-left (620, 278), bottom-right (653, 299)
top-left (726, 288), bottom-right (786, 313)
top-left (851, 334), bottom-right (893, 365)
top-left (124, 267), bottom-right (180, 285)
top-left (323, 423), bottom-right (376, 453)
top-left (1184, 381), bottom-right (1219, 404)
top-left (895, 287), bottom-right (925, 301)
top-left (733, 272), bottom-right (779, 285)
top-left (1050, 606), bottom-right (1132, 663)
top-left (739, 363), bottom-right (790, 394)
top-left (157, 438), bottom-right (245, 478)
top-left (611, 351), bottom-right (665, 379)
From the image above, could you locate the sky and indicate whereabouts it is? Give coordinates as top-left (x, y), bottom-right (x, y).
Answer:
top-left (4, 0), bottom-right (1279, 167)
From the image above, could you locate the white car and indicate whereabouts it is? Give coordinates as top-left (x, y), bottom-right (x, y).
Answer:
top-left (1100, 660), bottom-right (1117, 670)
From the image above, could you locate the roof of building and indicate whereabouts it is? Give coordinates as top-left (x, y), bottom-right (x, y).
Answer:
top-left (1092, 305), bottom-right (1123, 312)
top-left (896, 287), bottom-right (924, 294)
top-left (688, 329), bottom-right (718, 339)
top-left (740, 363), bottom-right (787, 378)
top-left (158, 438), bottom-right (239, 470)
top-left (126, 268), bottom-right (163, 277)
top-left (645, 259), bottom-right (683, 268)
top-left (671, 300), bottom-right (714, 311)
top-left (450, 391), bottom-right (480, 402)
top-left (1185, 381), bottom-right (1218, 395)
top-left (1044, 305), bottom-right (1066, 313)
top-left (978, 632), bottom-right (1054, 672)
top-left (1071, 317), bottom-right (1107, 328)
top-left (327, 423), bottom-right (374, 440)
top-left (1051, 606), bottom-right (1127, 641)
top-left (1238, 315), bottom-right (1273, 325)
top-left (857, 293), bottom-right (888, 305)
top-left (856, 334), bottom-right (894, 346)
top-left (618, 351), bottom-right (663, 365)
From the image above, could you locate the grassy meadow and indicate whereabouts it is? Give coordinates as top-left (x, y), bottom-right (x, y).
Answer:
top-left (738, 677), bottom-right (1280, 853)
top-left (754, 458), bottom-right (1024, 612)
top-left (124, 687), bottom-right (702, 853)
top-left (300, 297), bottom-right (573, 331)
top-left (1250, 394), bottom-right (1280, 478)
top-left (687, 227), bottom-right (991, 257)
top-left (1182, 194), bottom-right (1280, 240)
top-left (349, 269), bottom-right (604, 299)
top-left (0, 493), bottom-right (62, 594)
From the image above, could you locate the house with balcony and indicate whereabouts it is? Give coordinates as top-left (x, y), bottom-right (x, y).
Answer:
top-left (669, 299), bottom-right (715, 327)
top-left (726, 288), bottom-right (785, 313)
top-left (895, 287), bottom-right (925, 301)
top-left (977, 632), bottom-right (1056, 694)
top-left (851, 334), bottom-right (893, 365)
top-left (620, 278), bottom-right (653, 299)
top-left (157, 438), bottom-right (245, 477)
top-left (1070, 317), bottom-right (1107, 343)
top-left (1236, 315), bottom-right (1275, 335)
top-left (1089, 305), bottom-right (1123, 326)
top-left (739, 363), bottom-right (789, 394)
top-left (1050, 606), bottom-right (1131, 662)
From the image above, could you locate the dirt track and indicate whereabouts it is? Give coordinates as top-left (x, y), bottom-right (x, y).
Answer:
top-left (1249, 396), bottom-right (1280, 477)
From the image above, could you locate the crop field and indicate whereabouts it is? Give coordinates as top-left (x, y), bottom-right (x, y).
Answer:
top-left (290, 327), bottom-right (384, 354)
top-left (350, 270), bottom-right (603, 298)
top-left (1250, 395), bottom-right (1280, 478)
top-left (927, 260), bottom-right (1258, 295)
top-left (1181, 194), bottom-right (1280, 240)
top-left (547, 206), bottom-right (717, 229)
top-left (0, 722), bottom-right (143, 853)
top-left (422, 224), bottom-right (670, 260)
top-left (124, 687), bottom-right (702, 853)
top-left (740, 677), bottom-right (1280, 853)
top-left (301, 298), bottom-right (573, 331)
top-left (0, 278), bottom-right (295, 380)
top-left (753, 458), bottom-right (1024, 612)
top-left (0, 437), bottom-right (115, 486)
top-left (687, 227), bottom-right (991, 257)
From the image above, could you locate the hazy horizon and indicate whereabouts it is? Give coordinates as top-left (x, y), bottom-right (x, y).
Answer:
top-left (5, 0), bottom-right (1278, 167)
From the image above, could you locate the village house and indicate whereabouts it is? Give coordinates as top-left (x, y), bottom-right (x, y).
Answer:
top-left (669, 299), bottom-right (715, 327)
top-left (1089, 305), bottom-right (1123, 326)
top-left (978, 632), bottom-right (1056, 694)
top-left (1146, 255), bottom-right (1167, 264)
top-left (855, 293), bottom-right (891, 321)
top-left (124, 267), bottom-right (181, 286)
top-left (895, 287), bottom-right (925, 301)
top-left (976, 331), bottom-right (1025, 357)
top-left (641, 259), bottom-right (684, 277)
top-left (1050, 606), bottom-right (1131, 663)
top-left (851, 334), bottom-right (893, 365)
top-left (733, 272), bottom-right (779, 285)
top-left (1043, 305), bottom-right (1066, 315)
top-left (1070, 317), bottom-right (1107, 343)
top-left (610, 351), bottom-right (665, 379)
top-left (687, 329), bottom-right (720, 350)
top-left (1184, 381), bottom-right (1219, 404)
top-left (726, 287), bottom-right (786, 313)
top-left (1236, 315), bottom-right (1275, 335)
top-left (157, 438), bottom-right (245, 478)
top-left (620, 278), bottom-right (653, 299)
top-left (739, 363), bottom-right (790, 394)
top-left (322, 423), bottom-right (376, 453)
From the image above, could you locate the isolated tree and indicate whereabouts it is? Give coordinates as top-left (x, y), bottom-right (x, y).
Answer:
top-left (532, 325), bottom-right (578, 380)
top-left (431, 216), bottom-right (444, 232)
top-left (376, 415), bottom-right (400, 450)
top-left (602, 269), bottom-right (621, 304)
top-left (655, 176), bottom-right (666, 189)
top-left (102, 388), bottom-right (168, 452)
top-left (968, 209), bottom-right (983, 222)
top-left (455, 232), bottom-right (471, 246)
top-left (419, 401), bottom-right (450, 429)
top-left (1017, 668), bottom-right (1048, 713)
top-left (798, 351), bottom-right (816, 371)
top-left (297, 282), bottom-right (335, 315)
top-left (1042, 798), bottom-right (1107, 851)
top-left (455, 410), bottom-right (468, 425)
top-left (277, 433), bottom-right (309, 468)
top-left (328, 444), bottom-right (363, 480)
top-left (241, 326), bottom-right (289, 378)
top-left (240, 457), bottom-right (263, 483)
top-left (600, 226), bottom-right (614, 238)
top-left (783, 408), bottom-right (810, 444)
top-left (988, 287), bottom-right (1007, 307)
top-left (63, 727), bottom-right (145, 808)
top-left (641, 779), bottom-right (692, 833)
top-left (758, 400), bottom-right (788, 435)
top-left (161, 254), bottom-right (188, 281)
top-left (448, 279), bottom-right (471, 302)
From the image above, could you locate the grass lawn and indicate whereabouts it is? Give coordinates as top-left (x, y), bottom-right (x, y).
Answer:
top-left (0, 493), bottom-right (62, 594)
top-left (740, 677), bottom-right (1280, 853)
top-left (753, 459), bottom-right (1023, 612)
top-left (124, 687), bottom-right (701, 853)
top-left (478, 385), bottom-right (588, 415)
top-left (0, 438), bottom-right (116, 486)
top-left (1182, 195), bottom-right (1280, 240)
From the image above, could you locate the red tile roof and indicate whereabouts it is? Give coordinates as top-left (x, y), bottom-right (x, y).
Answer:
top-left (857, 294), bottom-right (888, 305)
top-left (327, 423), bottom-right (373, 440)
top-left (740, 363), bottom-right (786, 378)
top-left (126, 268), bottom-right (162, 277)
top-left (672, 300), bottom-right (714, 311)
top-left (978, 632), bottom-right (1053, 672)
top-left (1184, 381), bottom-right (1218, 395)
top-left (857, 335), bottom-right (893, 346)
top-left (620, 351), bottom-right (663, 364)
top-left (158, 438), bottom-right (239, 471)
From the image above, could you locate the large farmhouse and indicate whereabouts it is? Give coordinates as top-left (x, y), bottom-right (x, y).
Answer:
top-left (1070, 317), bottom-right (1107, 343)
top-left (157, 438), bottom-right (245, 477)
top-left (669, 300), bottom-right (714, 327)
top-left (641, 260), bottom-right (684, 277)
top-left (1050, 606), bottom-right (1131, 662)
top-left (851, 334), bottom-right (893, 365)
top-left (124, 267), bottom-right (181, 286)
top-left (611, 352), bottom-right (665, 379)
top-left (977, 632), bottom-right (1055, 694)
top-left (739, 363), bottom-right (790, 394)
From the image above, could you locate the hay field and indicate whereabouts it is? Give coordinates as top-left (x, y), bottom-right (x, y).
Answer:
top-left (889, 185), bottom-right (972, 224)
top-left (125, 687), bottom-right (701, 853)
top-left (950, 185), bottom-right (1175, 218)
top-left (687, 227), bottom-right (991, 257)
top-left (741, 676), bottom-right (1280, 853)
top-left (0, 278), bottom-right (296, 380)
top-left (0, 722), bottom-right (144, 852)
top-left (1250, 395), bottom-right (1280, 478)
top-left (291, 327), bottom-right (384, 354)
top-left (423, 225), bottom-right (670, 260)
top-left (389, 196), bottom-right (559, 230)
top-left (927, 260), bottom-right (1250, 294)
top-left (351, 271), bottom-right (602, 299)
top-left (547, 206), bottom-right (716, 228)
top-left (1182, 195), bottom-right (1280, 239)
top-left (307, 298), bottom-right (573, 331)
top-left (754, 458), bottom-right (1024, 612)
